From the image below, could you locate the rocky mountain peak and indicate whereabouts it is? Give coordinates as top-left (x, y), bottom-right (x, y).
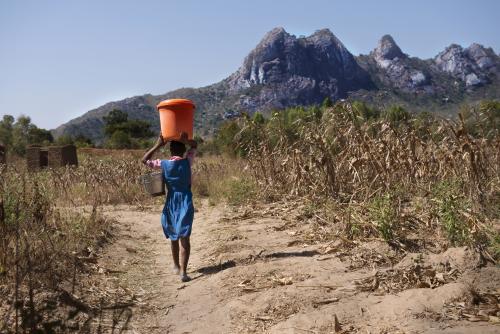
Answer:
top-left (258, 27), bottom-right (290, 47)
top-left (307, 28), bottom-right (337, 43)
top-left (374, 35), bottom-right (405, 61)
top-left (465, 43), bottom-right (498, 70)
top-left (365, 34), bottom-right (428, 90)
top-left (306, 29), bottom-right (349, 55)
top-left (433, 43), bottom-right (495, 87)
top-left (228, 27), bottom-right (370, 94)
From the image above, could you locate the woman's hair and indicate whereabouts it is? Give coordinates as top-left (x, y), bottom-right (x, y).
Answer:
top-left (170, 141), bottom-right (186, 157)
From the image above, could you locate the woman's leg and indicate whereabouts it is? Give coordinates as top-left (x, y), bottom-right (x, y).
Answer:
top-left (179, 237), bottom-right (191, 277)
top-left (170, 240), bottom-right (180, 271)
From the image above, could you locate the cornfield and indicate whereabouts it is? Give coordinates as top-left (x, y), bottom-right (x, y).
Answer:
top-left (239, 102), bottom-right (499, 254)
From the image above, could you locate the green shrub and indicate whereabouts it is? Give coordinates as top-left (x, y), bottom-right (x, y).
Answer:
top-left (432, 180), bottom-right (471, 246)
top-left (106, 130), bottom-right (132, 149)
top-left (322, 97), bottom-right (333, 108)
top-left (368, 194), bottom-right (398, 242)
top-left (224, 177), bottom-right (256, 206)
top-left (252, 112), bottom-right (266, 125)
top-left (352, 101), bottom-right (380, 120)
top-left (214, 121), bottom-right (241, 156)
top-left (384, 105), bottom-right (410, 124)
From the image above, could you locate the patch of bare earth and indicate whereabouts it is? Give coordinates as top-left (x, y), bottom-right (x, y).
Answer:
top-left (57, 200), bottom-right (500, 333)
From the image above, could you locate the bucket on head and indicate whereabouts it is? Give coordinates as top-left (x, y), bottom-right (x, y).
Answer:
top-left (157, 99), bottom-right (195, 141)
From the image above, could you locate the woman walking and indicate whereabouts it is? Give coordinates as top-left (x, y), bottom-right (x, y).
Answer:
top-left (142, 133), bottom-right (197, 282)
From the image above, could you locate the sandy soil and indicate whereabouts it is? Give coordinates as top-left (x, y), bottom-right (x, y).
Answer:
top-left (77, 200), bottom-right (500, 333)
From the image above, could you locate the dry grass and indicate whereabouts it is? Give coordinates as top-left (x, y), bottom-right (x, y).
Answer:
top-left (239, 102), bottom-right (500, 256)
top-left (192, 155), bottom-right (256, 206)
top-left (0, 164), bottom-right (111, 332)
top-left (0, 148), bottom-right (249, 332)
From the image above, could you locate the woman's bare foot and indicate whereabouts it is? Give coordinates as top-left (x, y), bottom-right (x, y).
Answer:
top-left (180, 273), bottom-right (191, 282)
top-left (172, 265), bottom-right (180, 275)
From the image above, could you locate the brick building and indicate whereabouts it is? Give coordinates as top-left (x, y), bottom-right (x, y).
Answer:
top-left (26, 145), bottom-right (78, 171)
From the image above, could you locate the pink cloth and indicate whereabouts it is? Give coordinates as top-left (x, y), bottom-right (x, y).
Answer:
top-left (186, 148), bottom-right (196, 165)
top-left (145, 148), bottom-right (196, 170)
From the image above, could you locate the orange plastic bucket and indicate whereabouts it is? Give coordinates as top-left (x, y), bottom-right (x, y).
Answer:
top-left (157, 99), bottom-right (195, 141)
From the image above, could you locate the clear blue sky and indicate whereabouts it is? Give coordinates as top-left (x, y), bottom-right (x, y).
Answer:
top-left (1, 0), bottom-right (499, 129)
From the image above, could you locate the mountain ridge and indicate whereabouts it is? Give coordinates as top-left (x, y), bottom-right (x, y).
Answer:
top-left (53, 28), bottom-right (500, 143)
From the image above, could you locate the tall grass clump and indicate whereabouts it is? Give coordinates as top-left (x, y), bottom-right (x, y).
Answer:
top-left (191, 156), bottom-right (256, 206)
top-left (432, 180), bottom-right (472, 246)
top-left (368, 194), bottom-right (399, 242)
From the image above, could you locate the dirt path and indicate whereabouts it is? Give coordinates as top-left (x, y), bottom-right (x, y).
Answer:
top-left (83, 201), bottom-right (500, 333)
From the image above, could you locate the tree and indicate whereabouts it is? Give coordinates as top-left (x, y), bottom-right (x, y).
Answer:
top-left (0, 115), bottom-right (58, 155)
top-left (119, 120), bottom-right (154, 138)
top-left (73, 135), bottom-right (93, 148)
top-left (107, 130), bottom-right (132, 149)
top-left (103, 109), bottom-right (129, 136)
top-left (28, 127), bottom-right (53, 144)
top-left (0, 115), bottom-right (15, 147)
top-left (8, 115), bottom-right (54, 154)
top-left (103, 109), bottom-right (153, 148)
top-left (55, 134), bottom-right (93, 147)
top-left (55, 135), bottom-right (75, 146)
top-left (11, 115), bottom-right (33, 155)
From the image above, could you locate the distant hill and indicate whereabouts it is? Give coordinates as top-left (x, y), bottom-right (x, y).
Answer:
top-left (52, 27), bottom-right (500, 143)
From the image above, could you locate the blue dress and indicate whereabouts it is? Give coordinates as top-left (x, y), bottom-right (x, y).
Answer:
top-left (160, 159), bottom-right (194, 240)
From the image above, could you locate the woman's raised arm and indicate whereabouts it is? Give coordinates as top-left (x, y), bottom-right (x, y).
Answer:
top-left (141, 135), bottom-right (165, 165)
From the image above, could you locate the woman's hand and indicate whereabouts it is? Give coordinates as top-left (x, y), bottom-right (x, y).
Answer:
top-left (179, 132), bottom-right (189, 144)
top-left (154, 134), bottom-right (166, 148)
top-left (179, 132), bottom-right (197, 148)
